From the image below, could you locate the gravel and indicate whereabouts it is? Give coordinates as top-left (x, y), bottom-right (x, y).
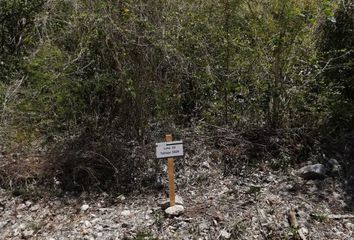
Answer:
top-left (0, 135), bottom-right (353, 239)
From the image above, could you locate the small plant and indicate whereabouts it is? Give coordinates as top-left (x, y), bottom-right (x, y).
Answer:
top-left (134, 230), bottom-right (157, 240)
top-left (27, 220), bottom-right (43, 233)
top-left (195, 171), bottom-right (209, 183)
top-left (230, 219), bottom-right (246, 239)
top-left (288, 226), bottom-right (299, 238)
top-left (153, 210), bottom-right (165, 230)
top-left (270, 150), bottom-right (292, 171)
top-left (310, 213), bottom-right (329, 223)
top-left (247, 185), bottom-right (262, 197)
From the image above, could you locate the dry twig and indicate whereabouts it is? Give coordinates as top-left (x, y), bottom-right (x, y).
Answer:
top-left (288, 208), bottom-right (306, 240)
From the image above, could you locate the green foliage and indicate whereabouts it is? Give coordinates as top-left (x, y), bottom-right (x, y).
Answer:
top-left (21, 43), bottom-right (74, 131)
top-left (318, 0), bottom-right (354, 130)
top-left (0, 0), bottom-right (45, 83)
top-left (2, 0), bottom-right (337, 137)
top-left (134, 230), bottom-right (157, 240)
top-left (2, 0), bottom-right (352, 191)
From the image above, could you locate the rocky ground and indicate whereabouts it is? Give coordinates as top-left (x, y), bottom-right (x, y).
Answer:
top-left (1, 155), bottom-right (354, 240)
top-left (1, 128), bottom-right (354, 240)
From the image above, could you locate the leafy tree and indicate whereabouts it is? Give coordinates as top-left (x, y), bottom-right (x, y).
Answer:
top-left (0, 0), bottom-right (45, 83)
top-left (241, 0), bottom-right (321, 127)
top-left (319, 0), bottom-right (354, 129)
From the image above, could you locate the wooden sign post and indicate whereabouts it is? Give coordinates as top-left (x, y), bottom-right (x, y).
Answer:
top-left (165, 134), bottom-right (175, 207)
top-left (156, 134), bottom-right (184, 207)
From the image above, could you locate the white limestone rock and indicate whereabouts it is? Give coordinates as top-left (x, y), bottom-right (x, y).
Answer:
top-left (165, 205), bottom-right (184, 217)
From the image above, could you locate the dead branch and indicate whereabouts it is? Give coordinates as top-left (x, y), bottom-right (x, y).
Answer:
top-left (328, 214), bottom-right (354, 220)
top-left (288, 208), bottom-right (307, 240)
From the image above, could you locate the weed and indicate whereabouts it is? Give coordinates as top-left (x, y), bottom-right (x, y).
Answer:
top-left (247, 185), bottom-right (262, 197)
top-left (134, 230), bottom-right (157, 240)
top-left (230, 219), bottom-right (246, 239)
top-left (27, 220), bottom-right (43, 233)
top-left (310, 213), bottom-right (329, 223)
top-left (153, 210), bottom-right (165, 230)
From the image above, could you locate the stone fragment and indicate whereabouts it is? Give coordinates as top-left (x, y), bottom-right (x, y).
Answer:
top-left (30, 204), bottom-right (40, 212)
top-left (297, 164), bottom-right (326, 180)
top-left (165, 205), bottom-right (184, 217)
top-left (199, 222), bottom-right (209, 232)
top-left (84, 220), bottom-right (92, 228)
top-left (18, 223), bottom-right (26, 230)
top-left (16, 203), bottom-right (26, 211)
top-left (0, 221), bottom-right (8, 229)
top-left (121, 223), bottom-right (129, 228)
top-left (328, 158), bottom-right (341, 173)
top-left (220, 229), bottom-right (231, 239)
top-left (301, 227), bottom-right (309, 235)
top-left (213, 211), bottom-right (225, 222)
top-left (201, 161), bottom-right (211, 169)
top-left (117, 195), bottom-right (126, 202)
top-left (121, 210), bottom-right (131, 216)
top-left (13, 228), bottom-right (20, 236)
top-left (159, 195), bottom-right (184, 210)
top-left (265, 175), bottom-right (275, 183)
top-left (328, 158), bottom-right (339, 166)
top-left (81, 204), bottom-right (89, 211)
top-left (345, 222), bottom-right (354, 230)
top-left (22, 229), bottom-right (34, 238)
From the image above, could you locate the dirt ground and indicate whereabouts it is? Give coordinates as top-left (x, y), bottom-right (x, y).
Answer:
top-left (1, 154), bottom-right (354, 239)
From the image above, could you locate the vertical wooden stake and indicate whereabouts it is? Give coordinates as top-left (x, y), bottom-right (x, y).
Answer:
top-left (165, 134), bottom-right (175, 207)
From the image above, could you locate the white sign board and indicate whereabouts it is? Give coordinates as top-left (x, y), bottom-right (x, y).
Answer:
top-left (156, 140), bottom-right (184, 159)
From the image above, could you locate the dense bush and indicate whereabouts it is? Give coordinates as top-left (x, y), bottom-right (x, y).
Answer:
top-left (1, 0), bottom-right (353, 192)
top-left (318, 0), bottom-right (354, 131)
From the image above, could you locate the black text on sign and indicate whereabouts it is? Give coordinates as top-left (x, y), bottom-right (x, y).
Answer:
top-left (156, 140), bottom-right (184, 159)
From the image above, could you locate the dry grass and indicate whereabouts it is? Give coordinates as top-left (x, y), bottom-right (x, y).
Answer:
top-left (0, 154), bottom-right (54, 189)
